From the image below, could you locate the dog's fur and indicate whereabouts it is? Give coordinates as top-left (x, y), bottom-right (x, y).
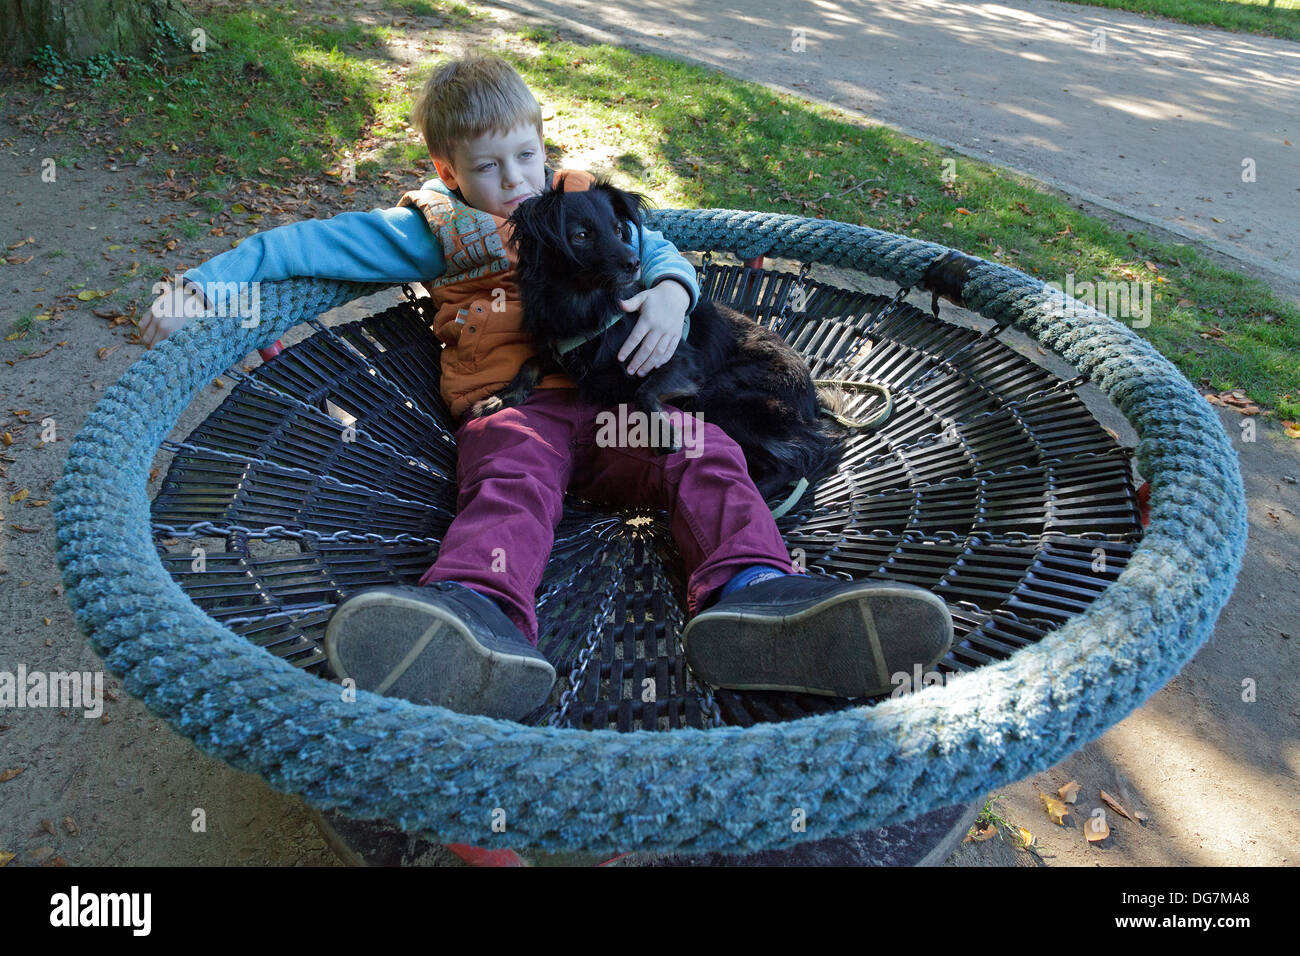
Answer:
top-left (465, 174), bottom-right (847, 500)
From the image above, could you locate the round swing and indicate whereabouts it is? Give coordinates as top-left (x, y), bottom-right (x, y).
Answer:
top-left (52, 209), bottom-right (1247, 856)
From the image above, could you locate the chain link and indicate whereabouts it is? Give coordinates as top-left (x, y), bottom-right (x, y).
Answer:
top-left (549, 562), bottom-right (624, 728)
top-left (153, 520), bottom-right (442, 547)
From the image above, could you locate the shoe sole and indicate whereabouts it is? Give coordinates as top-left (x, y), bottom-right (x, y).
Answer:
top-left (325, 587), bottom-right (556, 720)
top-left (683, 584), bottom-right (953, 697)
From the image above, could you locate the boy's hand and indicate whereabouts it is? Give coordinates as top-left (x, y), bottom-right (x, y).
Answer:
top-left (617, 279), bottom-right (691, 377)
top-left (140, 279), bottom-right (207, 348)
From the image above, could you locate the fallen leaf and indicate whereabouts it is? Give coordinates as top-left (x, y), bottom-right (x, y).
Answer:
top-left (965, 822), bottom-right (997, 842)
top-left (1133, 810), bottom-right (1149, 824)
top-left (40, 819), bottom-right (55, 836)
top-left (955, 207), bottom-right (972, 215)
top-left (75, 289), bottom-right (111, 301)
top-left (1212, 216), bottom-right (1225, 223)
top-left (6, 237), bottom-right (34, 250)
top-left (0, 850), bottom-right (13, 866)
top-left (1015, 826), bottom-right (1035, 850)
top-left (97, 345), bottom-right (120, 361)
top-left (9, 489), bottom-right (28, 504)
top-left (28, 846), bottom-right (54, 863)
top-left (1085, 811), bottom-right (1110, 842)
top-left (1041, 791), bottom-right (1070, 825)
top-left (0, 767), bottom-right (24, 782)
top-left (1099, 790), bottom-right (1134, 821)
top-left (1014, 201), bottom-right (1032, 215)
top-left (1058, 780), bottom-right (1080, 804)
top-left (43, 855), bottom-right (68, 867)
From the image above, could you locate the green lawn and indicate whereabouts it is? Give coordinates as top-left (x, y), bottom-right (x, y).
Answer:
top-left (5, 3), bottom-right (1296, 420)
top-left (1054, 0), bottom-right (1300, 42)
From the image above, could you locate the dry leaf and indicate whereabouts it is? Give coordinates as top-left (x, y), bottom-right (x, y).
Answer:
top-left (1283, 422), bottom-right (1300, 439)
top-left (0, 767), bottom-right (23, 782)
top-left (40, 819), bottom-right (55, 835)
top-left (965, 822), bottom-right (997, 842)
top-left (0, 850), bottom-right (14, 866)
top-left (1041, 791), bottom-right (1070, 825)
top-left (1058, 780), bottom-right (1080, 803)
top-left (956, 207), bottom-right (972, 215)
top-left (1085, 811), bottom-right (1110, 842)
top-left (9, 489), bottom-right (28, 504)
top-left (97, 345), bottom-right (120, 360)
top-left (1, 432), bottom-right (11, 445)
top-left (63, 816), bottom-right (79, 836)
top-left (1015, 826), bottom-right (1035, 850)
top-left (1099, 790), bottom-right (1134, 821)
top-left (75, 289), bottom-right (111, 301)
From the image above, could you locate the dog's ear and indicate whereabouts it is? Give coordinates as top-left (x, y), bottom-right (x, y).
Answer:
top-left (592, 175), bottom-right (650, 231)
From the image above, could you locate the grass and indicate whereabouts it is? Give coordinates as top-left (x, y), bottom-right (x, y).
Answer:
top-left (4, 6), bottom-right (1296, 419)
top-left (1054, 0), bottom-right (1300, 42)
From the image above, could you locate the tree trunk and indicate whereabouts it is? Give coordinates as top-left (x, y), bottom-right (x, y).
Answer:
top-left (1, 0), bottom-right (201, 67)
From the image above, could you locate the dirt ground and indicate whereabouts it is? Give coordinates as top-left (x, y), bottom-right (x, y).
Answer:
top-left (1, 3), bottom-right (1296, 867)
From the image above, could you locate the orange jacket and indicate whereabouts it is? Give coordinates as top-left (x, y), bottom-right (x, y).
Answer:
top-left (396, 168), bottom-right (595, 420)
top-left (397, 167), bottom-right (700, 422)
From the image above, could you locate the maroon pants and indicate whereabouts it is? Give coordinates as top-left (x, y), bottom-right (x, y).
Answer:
top-left (418, 387), bottom-right (796, 644)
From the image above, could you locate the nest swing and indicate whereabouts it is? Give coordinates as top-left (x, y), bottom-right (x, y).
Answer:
top-left (53, 208), bottom-right (1247, 856)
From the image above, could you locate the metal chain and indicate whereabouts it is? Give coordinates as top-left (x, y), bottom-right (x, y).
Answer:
top-left (654, 564), bottom-right (723, 728)
top-left (777, 262), bottom-right (813, 324)
top-left (549, 566), bottom-right (624, 728)
top-left (220, 603), bottom-right (338, 629)
top-left (153, 519), bottom-right (442, 547)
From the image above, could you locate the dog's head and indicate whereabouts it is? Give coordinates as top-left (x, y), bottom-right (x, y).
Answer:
top-left (506, 174), bottom-right (651, 300)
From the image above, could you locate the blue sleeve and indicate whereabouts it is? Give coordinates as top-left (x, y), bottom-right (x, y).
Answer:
top-left (181, 206), bottom-right (446, 298)
top-left (633, 222), bottom-right (700, 313)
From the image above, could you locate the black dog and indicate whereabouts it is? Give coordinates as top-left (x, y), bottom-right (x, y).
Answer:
top-left (466, 175), bottom-right (847, 501)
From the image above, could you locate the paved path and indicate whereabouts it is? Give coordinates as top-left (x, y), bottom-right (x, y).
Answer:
top-left (498, 0), bottom-right (1299, 289)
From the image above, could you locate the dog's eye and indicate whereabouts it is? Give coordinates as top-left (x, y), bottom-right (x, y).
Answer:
top-left (620, 221), bottom-right (632, 243)
top-left (571, 230), bottom-right (589, 243)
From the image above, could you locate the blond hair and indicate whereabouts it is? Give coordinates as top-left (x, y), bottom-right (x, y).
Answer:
top-left (410, 54), bottom-right (543, 164)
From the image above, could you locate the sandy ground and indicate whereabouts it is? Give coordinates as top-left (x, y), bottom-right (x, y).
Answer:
top-left (0, 1), bottom-right (1296, 867)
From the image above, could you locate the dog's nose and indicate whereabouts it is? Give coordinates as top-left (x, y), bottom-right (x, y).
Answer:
top-left (623, 254), bottom-right (640, 274)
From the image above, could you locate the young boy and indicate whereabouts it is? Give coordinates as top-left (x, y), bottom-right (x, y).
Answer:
top-left (142, 54), bottom-right (954, 721)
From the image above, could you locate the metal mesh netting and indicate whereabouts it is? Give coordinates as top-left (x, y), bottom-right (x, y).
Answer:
top-left (150, 261), bottom-right (1143, 733)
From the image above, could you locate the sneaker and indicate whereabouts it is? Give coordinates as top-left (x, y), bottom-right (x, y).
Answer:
top-left (324, 582), bottom-right (556, 720)
top-left (682, 575), bottom-right (953, 698)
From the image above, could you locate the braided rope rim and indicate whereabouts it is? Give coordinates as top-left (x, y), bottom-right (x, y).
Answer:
top-left (52, 209), bottom-right (1246, 854)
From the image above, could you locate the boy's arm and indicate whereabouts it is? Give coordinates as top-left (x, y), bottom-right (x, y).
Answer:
top-left (614, 221), bottom-right (700, 376)
top-left (181, 206), bottom-right (447, 295)
top-left (143, 205), bottom-right (448, 347)
top-left (633, 222), bottom-right (700, 313)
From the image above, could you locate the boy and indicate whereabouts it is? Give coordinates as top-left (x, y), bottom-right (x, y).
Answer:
top-left (143, 54), bottom-right (953, 721)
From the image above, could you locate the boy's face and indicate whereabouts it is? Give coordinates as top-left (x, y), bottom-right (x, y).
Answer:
top-left (435, 123), bottom-right (547, 220)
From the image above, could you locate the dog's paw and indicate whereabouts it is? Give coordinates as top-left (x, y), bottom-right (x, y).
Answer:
top-left (467, 395), bottom-right (505, 420)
